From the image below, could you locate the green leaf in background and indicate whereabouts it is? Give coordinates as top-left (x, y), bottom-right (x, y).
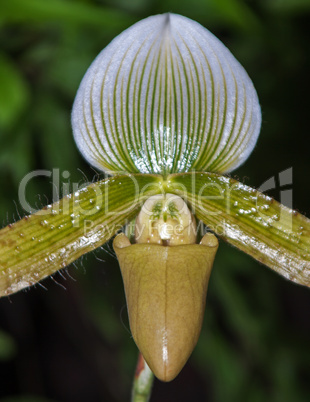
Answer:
top-left (266, 0), bottom-right (310, 14)
top-left (0, 0), bottom-right (135, 30)
top-left (155, 0), bottom-right (261, 31)
top-left (0, 128), bottom-right (33, 186)
top-left (35, 97), bottom-right (79, 171)
top-left (0, 329), bottom-right (16, 361)
top-left (210, 0), bottom-right (261, 31)
top-left (0, 53), bottom-right (30, 129)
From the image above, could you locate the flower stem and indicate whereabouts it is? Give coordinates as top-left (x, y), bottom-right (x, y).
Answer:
top-left (132, 353), bottom-right (154, 402)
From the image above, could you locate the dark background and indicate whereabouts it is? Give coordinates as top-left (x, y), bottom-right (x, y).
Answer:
top-left (0, 0), bottom-right (310, 401)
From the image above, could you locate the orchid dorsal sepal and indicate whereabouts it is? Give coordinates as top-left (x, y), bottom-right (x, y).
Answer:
top-left (72, 13), bottom-right (261, 176)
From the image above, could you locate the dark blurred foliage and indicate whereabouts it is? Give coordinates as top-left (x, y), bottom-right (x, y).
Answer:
top-left (0, 0), bottom-right (310, 401)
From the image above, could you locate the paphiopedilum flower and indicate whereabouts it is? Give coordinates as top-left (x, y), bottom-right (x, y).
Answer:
top-left (0, 13), bottom-right (309, 386)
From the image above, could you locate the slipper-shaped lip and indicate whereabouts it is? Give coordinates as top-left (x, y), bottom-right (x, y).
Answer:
top-left (113, 232), bottom-right (219, 381)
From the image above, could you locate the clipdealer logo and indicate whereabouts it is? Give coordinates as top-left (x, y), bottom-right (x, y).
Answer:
top-left (16, 167), bottom-right (295, 232)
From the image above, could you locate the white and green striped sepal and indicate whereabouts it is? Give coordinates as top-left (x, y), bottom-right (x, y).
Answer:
top-left (72, 13), bottom-right (261, 176)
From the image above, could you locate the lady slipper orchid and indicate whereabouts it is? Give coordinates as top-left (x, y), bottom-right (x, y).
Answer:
top-left (0, 13), bottom-right (309, 386)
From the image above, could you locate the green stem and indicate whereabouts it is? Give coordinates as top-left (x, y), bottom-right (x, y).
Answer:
top-left (132, 353), bottom-right (154, 402)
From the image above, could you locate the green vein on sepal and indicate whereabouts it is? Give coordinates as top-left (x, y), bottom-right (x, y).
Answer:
top-left (0, 174), bottom-right (162, 297)
top-left (72, 14), bottom-right (261, 176)
top-left (166, 172), bottom-right (310, 287)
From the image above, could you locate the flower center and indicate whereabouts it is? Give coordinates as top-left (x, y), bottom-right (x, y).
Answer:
top-left (135, 194), bottom-right (196, 246)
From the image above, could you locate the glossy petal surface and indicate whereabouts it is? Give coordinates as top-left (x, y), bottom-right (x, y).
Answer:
top-left (0, 174), bottom-right (161, 296)
top-left (114, 233), bottom-right (218, 381)
top-left (72, 13), bottom-right (261, 175)
top-left (166, 173), bottom-right (310, 287)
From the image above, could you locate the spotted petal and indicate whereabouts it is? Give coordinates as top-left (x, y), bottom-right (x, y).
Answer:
top-left (0, 174), bottom-right (161, 296)
top-left (72, 13), bottom-right (261, 176)
top-left (166, 173), bottom-right (310, 287)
